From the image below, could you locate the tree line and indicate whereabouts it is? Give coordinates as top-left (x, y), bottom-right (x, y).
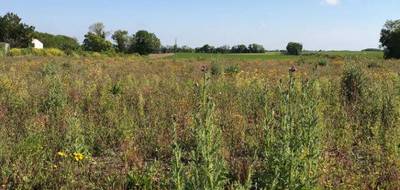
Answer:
top-left (1, 12), bottom-right (400, 58)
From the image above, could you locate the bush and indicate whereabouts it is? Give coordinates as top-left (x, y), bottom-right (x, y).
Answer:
top-left (341, 65), bottom-right (365, 105)
top-left (10, 48), bottom-right (24, 56)
top-left (286, 42), bottom-right (303, 55)
top-left (224, 65), bottom-right (240, 75)
top-left (210, 63), bottom-right (223, 76)
top-left (9, 48), bottom-right (65, 57)
top-left (318, 59), bottom-right (329, 66)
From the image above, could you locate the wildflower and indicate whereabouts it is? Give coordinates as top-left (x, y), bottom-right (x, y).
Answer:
top-left (73, 152), bottom-right (85, 161)
top-left (201, 65), bottom-right (208, 72)
top-left (57, 151), bottom-right (67, 158)
top-left (289, 65), bottom-right (297, 73)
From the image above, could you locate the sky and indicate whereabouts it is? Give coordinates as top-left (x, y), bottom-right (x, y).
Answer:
top-left (0, 0), bottom-right (399, 50)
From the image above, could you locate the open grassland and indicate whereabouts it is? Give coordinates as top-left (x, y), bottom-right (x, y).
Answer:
top-left (0, 52), bottom-right (399, 189)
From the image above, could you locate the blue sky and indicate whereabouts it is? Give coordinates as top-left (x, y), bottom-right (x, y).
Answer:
top-left (0, 0), bottom-right (398, 50)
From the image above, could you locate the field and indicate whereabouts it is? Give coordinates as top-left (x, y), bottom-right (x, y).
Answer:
top-left (1, 52), bottom-right (399, 189)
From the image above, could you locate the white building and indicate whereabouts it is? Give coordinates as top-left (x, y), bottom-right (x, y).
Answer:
top-left (32, 39), bottom-right (43, 49)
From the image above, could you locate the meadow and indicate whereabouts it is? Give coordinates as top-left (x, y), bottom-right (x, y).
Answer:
top-left (0, 52), bottom-right (399, 189)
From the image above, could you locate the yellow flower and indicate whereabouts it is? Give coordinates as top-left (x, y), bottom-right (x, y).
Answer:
top-left (57, 151), bottom-right (67, 158)
top-left (73, 152), bottom-right (85, 161)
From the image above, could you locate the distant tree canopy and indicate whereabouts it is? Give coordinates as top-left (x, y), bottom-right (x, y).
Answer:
top-left (0, 13), bottom-right (35, 48)
top-left (82, 22), bottom-right (112, 52)
top-left (112, 30), bottom-right (130, 53)
top-left (286, 42), bottom-right (303, 55)
top-left (33, 32), bottom-right (79, 51)
top-left (248, 43), bottom-right (265, 53)
top-left (231, 44), bottom-right (249, 53)
top-left (194, 43), bottom-right (265, 54)
top-left (130, 30), bottom-right (161, 55)
top-left (195, 44), bottom-right (215, 53)
top-left (161, 45), bottom-right (194, 53)
top-left (380, 20), bottom-right (400, 59)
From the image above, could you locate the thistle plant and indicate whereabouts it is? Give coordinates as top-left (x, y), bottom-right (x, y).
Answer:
top-left (259, 72), bottom-right (321, 189)
top-left (187, 70), bottom-right (228, 190)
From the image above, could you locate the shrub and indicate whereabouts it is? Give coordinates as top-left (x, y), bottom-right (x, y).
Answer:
top-left (211, 63), bottom-right (223, 76)
top-left (318, 59), bottom-right (329, 66)
top-left (341, 65), bottom-right (365, 105)
top-left (286, 42), bottom-right (303, 55)
top-left (224, 65), bottom-right (240, 75)
top-left (10, 48), bottom-right (24, 56)
top-left (9, 48), bottom-right (65, 57)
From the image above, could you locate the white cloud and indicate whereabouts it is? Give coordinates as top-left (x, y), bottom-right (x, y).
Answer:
top-left (325, 0), bottom-right (340, 6)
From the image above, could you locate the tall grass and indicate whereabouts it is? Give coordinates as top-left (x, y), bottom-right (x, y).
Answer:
top-left (0, 55), bottom-right (399, 189)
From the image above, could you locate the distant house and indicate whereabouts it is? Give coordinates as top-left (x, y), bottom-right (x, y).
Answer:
top-left (32, 39), bottom-right (43, 49)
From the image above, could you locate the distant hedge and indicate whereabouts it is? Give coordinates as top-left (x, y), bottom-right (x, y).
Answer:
top-left (10, 48), bottom-right (65, 57)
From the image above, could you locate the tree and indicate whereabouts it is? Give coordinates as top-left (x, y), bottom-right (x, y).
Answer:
top-left (130, 30), bottom-right (161, 55)
top-left (82, 23), bottom-right (112, 52)
top-left (195, 44), bottom-right (215, 53)
top-left (286, 42), bottom-right (303, 55)
top-left (248, 43), bottom-right (265, 53)
top-left (112, 30), bottom-right (130, 53)
top-left (82, 33), bottom-right (112, 52)
top-left (0, 12), bottom-right (35, 48)
top-left (231, 44), bottom-right (248, 53)
top-left (34, 32), bottom-right (79, 51)
top-left (380, 20), bottom-right (400, 59)
top-left (89, 22), bottom-right (108, 39)
top-left (215, 45), bottom-right (230, 54)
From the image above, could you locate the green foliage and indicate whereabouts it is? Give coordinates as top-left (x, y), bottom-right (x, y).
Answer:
top-left (82, 32), bottom-right (113, 52)
top-left (33, 32), bottom-right (79, 51)
top-left (318, 58), bottom-right (329, 66)
top-left (195, 44), bottom-right (215, 53)
top-left (224, 65), bottom-right (241, 75)
top-left (341, 65), bottom-right (365, 105)
top-left (9, 48), bottom-right (65, 57)
top-left (187, 73), bottom-right (228, 189)
top-left (130, 30), bottom-right (161, 55)
top-left (380, 20), bottom-right (400, 59)
top-left (231, 44), bottom-right (249, 53)
top-left (112, 30), bottom-right (130, 53)
top-left (210, 63), bottom-right (223, 76)
top-left (248, 43), bottom-right (265, 53)
top-left (286, 42), bottom-right (303, 55)
top-left (0, 12), bottom-right (35, 48)
top-left (256, 75), bottom-right (321, 189)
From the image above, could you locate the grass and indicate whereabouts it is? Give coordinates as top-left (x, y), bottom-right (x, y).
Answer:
top-left (0, 52), bottom-right (399, 189)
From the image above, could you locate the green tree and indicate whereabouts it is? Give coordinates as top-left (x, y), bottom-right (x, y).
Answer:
top-left (130, 30), bottom-right (161, 55)
top-left (380, 20), bottom-right (400, 59)
top-left (82, 23), bottom-right (112, 52)
top-left (112, 30), bottom-right (130, 53)
top-left (286, 42), bottom-right (303, 55)
top-left (248, 43), bottom-right (265, 53)
top-left (231, 44), bottom-right (249, 53)
top-left (33, 32), bottom-right (79, 51)
top-left (195, 44), bottom-right (215, 53)
top-left (0, 12), bottom-right (35, 48)
top-left (89, 22), bottom-right (108, 39)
